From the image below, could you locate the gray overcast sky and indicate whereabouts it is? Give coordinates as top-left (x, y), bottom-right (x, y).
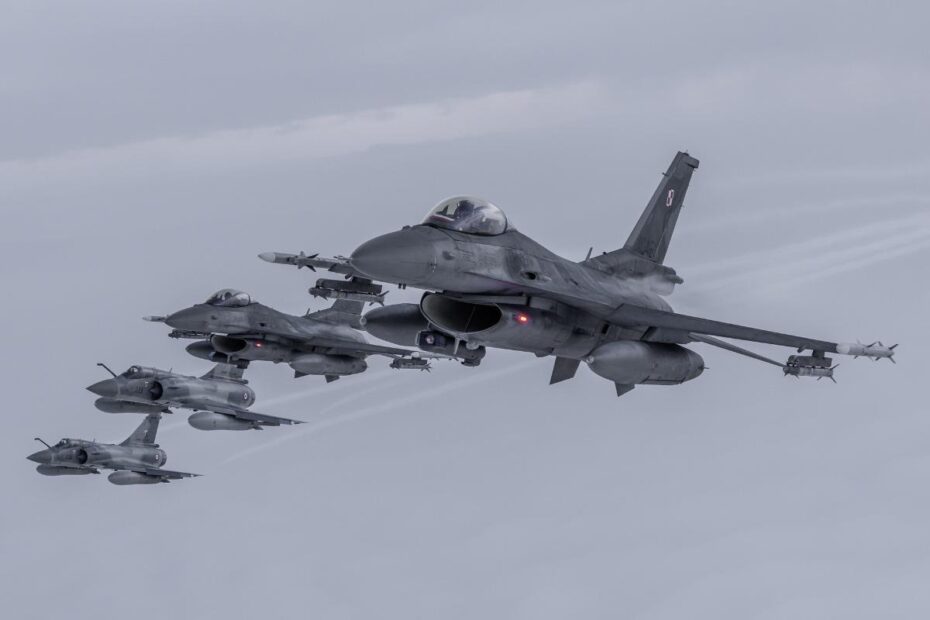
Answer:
top-left (2, 1), bottom-right (929, 618)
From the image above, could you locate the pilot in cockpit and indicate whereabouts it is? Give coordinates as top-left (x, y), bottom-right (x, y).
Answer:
top-left (204, 289), bottom-right (253, 307)
top-left (422, 196), bottom-right (508, 236)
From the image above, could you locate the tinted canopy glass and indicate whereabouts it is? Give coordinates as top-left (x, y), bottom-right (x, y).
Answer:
top-left (422, 196), bottom-right (508, 236)
top-left (205, 289), bottom-right (253, 307)
top-left (121, 365), bottom-right (154, 378)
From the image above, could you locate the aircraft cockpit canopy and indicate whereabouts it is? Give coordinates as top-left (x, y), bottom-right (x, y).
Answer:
top-left (205, 289), bottom-right (253, 307)
top-left (121, 365), bottom-right (154, 378)
top-left (422, 196), bottom-right (509, 236)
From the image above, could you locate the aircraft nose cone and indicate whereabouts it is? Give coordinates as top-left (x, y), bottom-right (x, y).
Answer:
top-left (350, 228), bottom-right (440, 285)
top-left (27, 449), bottom-right (51, 464)
top-left (165, 307), bottom-right (205, 331)
top-left (86, 379), bottom-right (118, 398)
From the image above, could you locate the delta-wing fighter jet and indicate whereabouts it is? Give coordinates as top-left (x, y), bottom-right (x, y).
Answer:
top-left (261, 151), bottom-right (896, 396)
top-left (87, 362), bottom-right (302, 431)
top-left (145, 290), bottom-right (438, 381)
top-left (27, 414), bottom-right (198, 485)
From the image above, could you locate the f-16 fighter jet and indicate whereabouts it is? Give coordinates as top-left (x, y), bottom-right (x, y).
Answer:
top-left (144, 290), bottom-right (438, 381)
top-left (27, 414), bottom-right (198, 485)
top-left (87, 363), bottom-right (302, 431)
top-left (261, 151), bottom-right (896, 396)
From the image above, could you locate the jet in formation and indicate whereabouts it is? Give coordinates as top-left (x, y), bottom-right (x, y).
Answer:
top-left (262, 151), bottom-right (896, 396)
top-left (145, 289), bottom-right (435, 380)
top-left (27, 413), bottom-right (198, 485)
top-left (87, 362), bottom-right (302, 431)
top-left (28, 150), bottom-right (898, 485)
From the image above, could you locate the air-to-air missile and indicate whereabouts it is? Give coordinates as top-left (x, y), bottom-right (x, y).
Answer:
top-left (835, 341), bottom-right (897, 362)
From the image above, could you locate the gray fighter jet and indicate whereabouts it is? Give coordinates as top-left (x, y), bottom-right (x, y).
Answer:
top-left (27, 414), bottom-right (198, 485)
top-left (87, 362), bottom-right (302, 431)
top-left (145, 289), bottom-right (436, 381)
top-left (261, 151), bottom-right (896, 395)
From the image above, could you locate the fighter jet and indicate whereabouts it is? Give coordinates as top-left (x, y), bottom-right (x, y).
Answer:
top-left (261, 151), bottom-right (896, 396)
top-left (145, 289), bottom-right (438, 381)
top-left (87, 362), bottom-right (302, 431)
top-left (27, 413), bottom-right (198, 485)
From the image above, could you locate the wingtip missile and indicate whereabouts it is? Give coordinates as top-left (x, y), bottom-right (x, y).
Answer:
top-left (836, 341), bottom-right (897, 362)
top-left (259, 250), bottom-right (321, 271)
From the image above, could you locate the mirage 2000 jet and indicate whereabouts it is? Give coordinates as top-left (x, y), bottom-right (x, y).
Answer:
top-left (261, 151), bottom-right (896, 396)
top-left (145, 290), bottom-right (434, 381)
top-left (86, 362), bottom-right (302, 431)
top-left (27, 413), bottom-right (198, 485)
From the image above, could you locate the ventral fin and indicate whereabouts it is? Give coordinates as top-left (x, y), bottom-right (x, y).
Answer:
top-left (614, 383), bottom-right (635, 397)
top-left (549, 357), bottom-right (581, 385)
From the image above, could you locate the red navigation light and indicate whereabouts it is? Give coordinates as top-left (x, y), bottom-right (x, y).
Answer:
top-left (516, 313), bottom-right (530, 324)
top-left (254, 341), bottom-right (263, 348)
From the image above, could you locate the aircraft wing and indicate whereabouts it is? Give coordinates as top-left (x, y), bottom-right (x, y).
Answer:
top-left (607, 304), bottom-right (839, 353)
top-left (210, 405), bottom-right (304, 427)
top-left (447, 291), bottom-right (841, 353)
top-left (130, 467), bottom-right (200, 480)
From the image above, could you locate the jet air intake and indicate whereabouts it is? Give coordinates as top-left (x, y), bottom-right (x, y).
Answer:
top-left (211, 335), bottom-right (249, 354)
top-left (419, 293), bottom-right (580, 354)
top-left (420, 295), bottom-right (502, 333)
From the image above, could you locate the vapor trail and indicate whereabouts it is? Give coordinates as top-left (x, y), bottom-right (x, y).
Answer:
top-left (223, 358), bottom-right (538, 464)
top-left (314, 371), bottom-right (422, 417)
top-left (701, 225), bottom-right (930, 294)
top-left (683, 193), bottom-right (930, 238)
top-left (258, 367), bottom-right (393, 408)
top-left (762, 234), bottom-right (930, 294)
top-left (687, 213), bottom-right (930, 278)
top-left (219, 202), bottom-right (928, 456)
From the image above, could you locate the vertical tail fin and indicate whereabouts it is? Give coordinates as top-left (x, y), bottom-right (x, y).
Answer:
top-left (623, 151), bottom-right (699, 264)
top-left (121, 413), bottom-right (161, 446)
